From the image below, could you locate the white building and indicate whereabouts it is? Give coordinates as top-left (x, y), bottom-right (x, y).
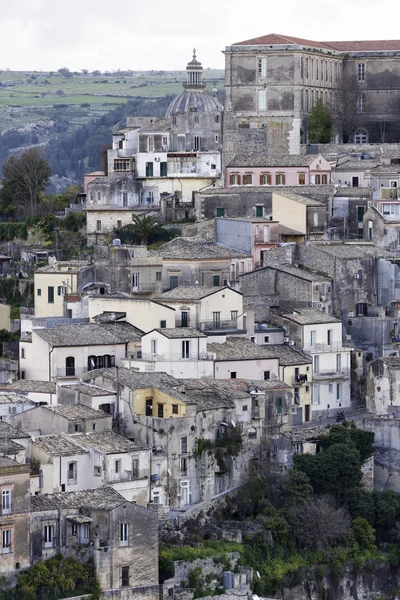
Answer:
top-left (271, 309), bottom-right (352, 417)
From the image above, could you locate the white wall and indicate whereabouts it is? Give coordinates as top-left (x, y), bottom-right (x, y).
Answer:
top-left (88, 296), bottom-right (175, 332)
top-left (214, 357), bottom-right (280, 380)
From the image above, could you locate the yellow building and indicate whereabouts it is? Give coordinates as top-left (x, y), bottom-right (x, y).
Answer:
top-left (34, 262), bottom-right (91, 318)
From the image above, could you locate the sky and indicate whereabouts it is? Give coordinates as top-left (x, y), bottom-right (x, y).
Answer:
top-left (1, 0), bottom-right (400, 72)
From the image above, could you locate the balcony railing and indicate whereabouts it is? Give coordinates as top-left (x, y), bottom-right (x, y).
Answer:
top-left (107, 469), bottom-right (149, 483)
top-left (137, 352), bottom-right (214, 362)
top-left (293, 374), bottom-right (309, 385)
top-left (313, 368), bottom-right (350, 379)
top-left (196, 319), bottom-right (241, 332)
top-left (303, 342), bottom-right (346, 353)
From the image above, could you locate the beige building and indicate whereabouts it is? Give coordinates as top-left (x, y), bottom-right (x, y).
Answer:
top-left (20, 322), bottom-right (142, 381)
top-left (155, 286), bottom-right (245, 331)
top-left (88, 295), bottom-right (175, 332)
top-left (272, 191), bottom-right (326, 239)
top-left (0, 304), bottom-right (11, 332)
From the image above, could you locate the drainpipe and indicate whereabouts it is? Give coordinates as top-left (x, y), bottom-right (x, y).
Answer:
top-left (49, 346), bottom-right (54, 382)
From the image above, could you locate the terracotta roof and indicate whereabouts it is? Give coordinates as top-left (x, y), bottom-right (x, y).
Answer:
top-left (35, 322), bottom-right (141, 347)
top-left (232, 33), bottom-right (400, 53)
top-left (227, 154), bottom-right (319, 168)
top-left (232, 33), bottom-right (330, 49)
top-left (0, 380), bottom-right (56, 394)
top-left (30, 487), bottom-right (126, 512)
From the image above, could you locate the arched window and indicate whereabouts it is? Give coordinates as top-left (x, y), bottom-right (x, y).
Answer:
top-left (354, 129), bottom-right (368, 144)
top-left (103, 355), bottom-right (113, 368)
top-left (88, 355), bottom-right (97, 371)
top-left (322, 174), bottom-right (328, 184)
top-left (65, 356), bottom-right (75, 377)
top-left (315, 174), bottom-right (321, 184)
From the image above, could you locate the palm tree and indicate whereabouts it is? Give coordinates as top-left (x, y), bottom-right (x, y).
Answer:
top-left (132, 215), bottom-right (162, 246)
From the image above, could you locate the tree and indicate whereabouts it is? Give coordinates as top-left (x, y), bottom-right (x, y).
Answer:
top-left (351, 517), bottom-right (376, 551)
top-left (284, 469), bottom-right (313, 508)
top-left (288, 495), bottom-right (351, 550)
top-left (313, 422), bottom-right (374, 464)
top-left (331, 61), bottom-right (363, 143)
top-left (131, 215), bottom-right (162, 246)
top-left (307, 100), bottom-right (332, 143)
top-left (1, 148), bottom-right (51, 216)
top-left (58, 67), bottom-right (72, 78)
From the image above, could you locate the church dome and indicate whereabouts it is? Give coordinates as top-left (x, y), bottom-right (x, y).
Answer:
top-left (166, 50), bottom-right (222, 117)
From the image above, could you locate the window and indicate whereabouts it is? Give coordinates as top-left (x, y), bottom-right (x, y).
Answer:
top-left (229, 173), bottom-right (241, 185)
top-left (336, 354), bottom-right (342, 373)
top-left (21, 347), bottom-right (25, 359)
top-left (242, 404), bottom-right (248, 412)
top-left (180, 457), bottom-right (188, 475)
top-left (146, 399), bottom-right (153, 416)
top-left (160, 162), bottom-right (167, 177)
top-left (213, 275), bottom-right (220, 286)
top-left (354, 129), bottom-right (368, 144)
top-left (2, 490), bottom-right (11, 515)
top-left (44, 525), bottom-right (54, 548)
top-left (147, 136), bottom-right (154, 152)
top-left (65, 356), bottom-right (75, 377)
top-left (169, 275), bottom-right (179, 289)
top-left (145, 162), bottom-right (153, 177)
top-left (117, 220), bottom-right (122, 229)
top-left (94, 466), bottom-right (101, 477)
top-left (132, 273), bottom-right (139, 290)
top-left (215, 134), bottom-right (219, 143)
top-left (298, 173), bottom-right (306, 185)
top-left (276, 173), bottom-right (285, 185)
top-left (172, 116), bottom-right (177, 126)
top-left (37, 288), bottom-right (41, 296)
top-left (243, 173), bottom-right (253, 185)
top-left (92, 423), bottom-right (96, 431)
top-left (357, 63), bottom-right (365, 82)
top-left (121, 566), bottom-right (130, 588)
top-left (231, 311), bottom-right (238, 321)
top-left (132, 459), bottom-right (139, 479)
top-left (264, 371), bottom-right (270, 380)
top-left (310, 330), bottom-right (316, 347)
top-left (216, 208), bottom-right (225, 217)
top-left (122, 191), bottom-right (128, 207)
top-left (258, 57), bottom-right (267, 78)
top-left (264, 336), bottom-right (269, 343)
top-left (193, 135), bottom-right (200, 151)
top-left (172, 404), bottom-right (179, 415)
top-left (96, 220), bottom-right (102, 231)
top-left (113, 159), bottom-right (131, 172)
top-left (256, 205), bottom-right (263, 217)
top-left (160, 320), bottom-right (166, 329)
top-left (215, 114), bottom-right (220, 123)
top-left (212, 312), bottom-right (221, 329)
top-left (115, 460), bottom-right (121, 474)
top-left (327, 329), bottom-right (332, 346)
top-left (260, 173), bottom-right (271, 185)
top-left (257, 89), bottom-right (267, 110)
top-left (230, 372), bottom-right (237, 379)
top-left (67, 462), bottom-right (77, 482)
top-left (356, 302), bottom-right (368, 316)
top-left (322, 174), bottom-right (328, 184)
top-left (57, 285), bottom-right (64, 296)
top-left (336, 383), bottom-right (342, 401)
top-left (97, 192), bottom-right (101, 202)
top-left (315, 174), bottom-right (321, 184)
top-left (357, 93), bottom-right (365, 113)
top-left (2, 529), bottom-right (11, 553)
top-left (276, 397), bottom-right (283, 415)
top-left (182, 340), bottom-right (190, 359)
top-left (313, 384), bottom-right (320, 404)
top-left (156, 271), bottom-right (162, 282)
top-left (71, 523), bottom-right (78, 536)
top-left (328, 383), bottom-right (333, 394)
top-left (48, 286), bottom-right (54, 304)
top-left (120, 523), bottom-right (129, 546)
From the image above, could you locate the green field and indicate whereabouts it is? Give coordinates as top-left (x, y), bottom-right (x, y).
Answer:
top-left (0, 69), bottom-right (224, 134)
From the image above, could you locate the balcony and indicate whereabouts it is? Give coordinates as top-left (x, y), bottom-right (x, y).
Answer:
top-left (303, 342), bottom-right (346, 353)
top-left (196, 319), bottom-right (242, 332)
top-left (107, 470), bottom-right (135, 483)
top-left (56, 366), bottom-right (88, 378)
top-left (313, 368), bottom-right (350, 380)
top-left (138, 352), bottom-right (214, 362)
top-left (293, 374), bottom-right (309, 385)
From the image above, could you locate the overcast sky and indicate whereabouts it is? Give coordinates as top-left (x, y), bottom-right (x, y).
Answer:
top-left (1, 0), bottom-right (399, 72)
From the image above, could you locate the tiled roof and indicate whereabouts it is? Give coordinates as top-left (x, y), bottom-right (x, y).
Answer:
top-left (0, 439), bottom-right (25, 453)
top-left (0, 420), bottom-right (30, 439)
top-left (274, 190), bottom-right (324, 206)
top-left (92, 311), bottom-right (128, 324)
top-left (35, 322), bottom-right (141, 347)
top-left (62, 383), bottom-right (116, 397)
top-left (227, 154), bottom-right (317, 168)
top-left (247, 263), bottom-right (330, 282)
top-left (271, 308), bottom-right (341, 325)
top-left (0, 393), bottom-right (35, 405)
top-left (0, 380), bottom-right (56, 394)
top-left (0, 456), bottom-right (20, 467)
top-left (32, 434), bottom-right (88, 457)
top-left (139, 118), bottom-right (171, 132)
top-left (155, 286), bottom-right (237, 302)
top-left (70, 431), bottom-right (143, 453)
top-left (264, 345), bottom-right (312, 366)
top-left (334, 160), bottom-right (380, 170)
top-left (370, 165), bottom-right (400, 174)
top-left (278, 224), bottom-right (304, 236)
top-left (154, 327), bottom-right (206, 339)
top-left (41, 404), bottom-right (109, 421)
top-left (30, 487), bottom-right (125, 512)
top-left (309, 241), bottom-right (388, 259)
top-left (232, 33), bottom-right (400, 53)
top-left (334, 187), bottom-right (372, 198)
top-left (207, 337), bottom-right (281, 361)
top-left (151, 237), bottom-right (251, 259)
